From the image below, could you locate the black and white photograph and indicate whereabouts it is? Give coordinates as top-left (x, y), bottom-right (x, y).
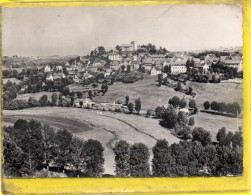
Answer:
top-left (2, 4), bottom-right (243, 178)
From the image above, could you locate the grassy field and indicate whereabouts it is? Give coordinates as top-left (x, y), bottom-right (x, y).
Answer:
top-left (190, 81), bottom-right (243, 110)
top-left (3, 107), bottom-right (180, 175)
top-left (16, 92), bottom-right (60, 101)
top-left (92, 77), bottom-right (191, 111)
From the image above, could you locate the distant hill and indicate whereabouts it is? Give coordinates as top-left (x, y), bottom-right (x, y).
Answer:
top-left (2, 55), bottom-right (79, 68)
top-left (173, 46), bottom-right (242, 55)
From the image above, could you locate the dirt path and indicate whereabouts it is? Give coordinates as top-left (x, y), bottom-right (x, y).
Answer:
top-left (101, 114), bottom-right (157, 141)
top-left (103, 128), bottom-right (119, 149)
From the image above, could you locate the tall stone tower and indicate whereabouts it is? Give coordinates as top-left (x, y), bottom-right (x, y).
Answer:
top-left (131, 41), bottom-right (138, 51)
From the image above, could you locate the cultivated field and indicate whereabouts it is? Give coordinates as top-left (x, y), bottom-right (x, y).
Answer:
top-left (3, 107), bottom-right (180, 175)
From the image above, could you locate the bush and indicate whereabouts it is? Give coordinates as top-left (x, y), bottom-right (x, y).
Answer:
top-left (169, 96), bottom-right (180, 108)
top-left (179, 98), bottom-right (187, 108)
top-left (203, 101), bottom-right (210, 110)
top-left (175, 82), bottom-right (182, 91)
top-left (161, 106), bottom-right (178, 129)
top-left (176, 125), bottom-right (192, 140)
top-left (188, 99), bottom-right (196, 109)
top-left (155, 106), bottom-right (165, 118)
top-left (127, 102), bottom-right (134, 114)
top-left (39, 94), bottom-right (48, 107)
top-left (211, 101), bottom-right (219, 111)
top-left (192, 127), bottom-right (212, 146)
top-left (188, 117), bottom-right (195, 126)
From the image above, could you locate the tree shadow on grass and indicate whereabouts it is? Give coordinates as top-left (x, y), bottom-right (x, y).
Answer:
top-left (200, 110), bottom-right (238, 118)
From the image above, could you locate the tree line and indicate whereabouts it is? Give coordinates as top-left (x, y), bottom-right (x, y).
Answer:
top-left (3, 119), bottom-right (104, 177)
top-left (3, 118), bottom-right (242, 177)
top-left (203, 100), bottom-right (241, 117)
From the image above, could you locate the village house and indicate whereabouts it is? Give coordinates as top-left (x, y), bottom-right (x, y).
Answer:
top-left (73, 75), bottom-right (80, 83)
top-left (104, 69), bottom-right (113, 77)
top-left (53, 72), bottom-right (66, 80)
top-left (68, 70), bottom-right (77, 77)
top-left (108, 52), bottom-right (122, 61)
top-left (20, 85), bottom-right (28, 92)
top-left (110, 61), bottom-right (120, 71)
top-left (222, 59), bottom-right (242, 69)
top-left (150, 66), bottom-right (162, 76)
top-left (141, 57), bottom-right (153, 71)
top-left (150, 54), bottom-right (166, 62)
top-left (56, 65), bottom-right (63, 71)
top-left (66, 66), bottom-right (74, 71)
top-left (205, 54), bottom-right (220, 65)
top-left (195, 62), bottom-right (210, 73)
top-left (132, 54), bottom-right (138, 61)
top-left (131, 62), bottom-right (140, 70)
top-left (154, 60), bottom-right (166, 70)
top-left (75, 98), bottom-right (94, 108)
top-left (46, 73), bottom-right (54, 81)
top-left (90, 67), bottom-right (98, 73)
top-left (83, 72), bottom-right (94, 80)
top-left (44, 64), bottom-right (53, 73)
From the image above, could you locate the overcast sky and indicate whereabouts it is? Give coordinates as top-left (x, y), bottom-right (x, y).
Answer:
top-left (3, 4), bottom-right (242, 56)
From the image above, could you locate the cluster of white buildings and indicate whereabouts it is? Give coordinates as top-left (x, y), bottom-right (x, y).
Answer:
top-left (43, 41), bottom-right (243, 83)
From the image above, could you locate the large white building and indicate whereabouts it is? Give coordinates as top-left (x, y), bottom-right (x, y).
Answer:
top-left (121, 41), bottom-right (138, 52)
top-left (170, 61), bottom-right (187, 74)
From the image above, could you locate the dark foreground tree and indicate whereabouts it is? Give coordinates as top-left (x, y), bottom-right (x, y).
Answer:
top-left (152, 139), bottom-right (173, 176)
top-left (54, 129), bottom-right (73, 169)
top-left (3, 132), bottom-right (29, 177)
top-left (114, 140), bottom-right (130, 177)
top-left (129, 143), bottom-right (150, 177)
top-left (82, 139), bottom-right (104, 177)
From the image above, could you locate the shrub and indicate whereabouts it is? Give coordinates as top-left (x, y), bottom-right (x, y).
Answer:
top-left (188, 99), bottom-right (196, 109)
top-left (179, 98), bottom-right (187, 108)
top-left (203, 101), bottom-right (210, 110)
top-left (192, 127), bottom-right (212, 146)
top-left (169, 96), bottom-right (180, 108)
top-left (155, 106), bottom-right (165, 118)
top-left (211, 101), bottom-right (219, 111)
top-left (127, 102), bottom-right (134, 114)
